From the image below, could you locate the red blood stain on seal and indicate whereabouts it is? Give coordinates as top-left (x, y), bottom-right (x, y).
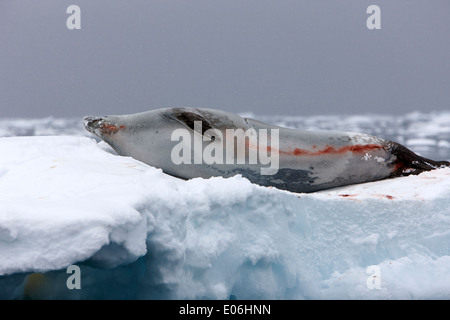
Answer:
top-left (270, 144), bottom-right (383, 156)
top-left (101, 123), bottom-right (125, 135)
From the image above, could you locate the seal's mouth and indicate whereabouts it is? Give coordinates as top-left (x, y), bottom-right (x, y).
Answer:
top-left (83, 116), bottom-right (122, 137)
top-left (83, 116), bottom-right (104, 135)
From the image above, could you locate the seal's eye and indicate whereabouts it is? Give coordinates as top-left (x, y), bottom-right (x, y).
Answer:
top-left (211, 136), bottom-right (216, 141)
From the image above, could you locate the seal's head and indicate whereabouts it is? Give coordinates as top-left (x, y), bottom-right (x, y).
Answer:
top-left (83, 116), bottom-right (122, 137)
top-left (83, 109), bottom-right (170, 161)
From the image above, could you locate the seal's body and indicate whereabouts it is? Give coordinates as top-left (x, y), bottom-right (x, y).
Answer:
top-left (84, 108), bottom-right (449, 193)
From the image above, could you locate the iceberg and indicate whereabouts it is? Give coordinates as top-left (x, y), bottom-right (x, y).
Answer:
top-left (0, 134), bottom-right (450, 299)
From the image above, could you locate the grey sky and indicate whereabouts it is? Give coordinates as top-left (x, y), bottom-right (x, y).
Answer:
top-left (1, 0), bottom-right (449, 118)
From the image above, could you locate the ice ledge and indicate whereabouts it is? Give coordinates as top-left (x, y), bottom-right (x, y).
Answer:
top-left (1, 136), bottom-right (450, 299)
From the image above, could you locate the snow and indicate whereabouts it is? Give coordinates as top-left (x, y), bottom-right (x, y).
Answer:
top-left (1, 134), bottom-right (450, 299)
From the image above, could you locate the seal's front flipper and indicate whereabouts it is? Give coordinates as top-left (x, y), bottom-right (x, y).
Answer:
top-left (387, 141), bottom-right (450, 177)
